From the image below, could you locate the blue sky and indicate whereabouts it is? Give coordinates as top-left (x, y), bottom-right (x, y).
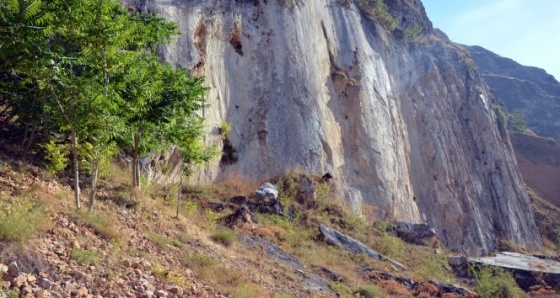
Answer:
top-left (422, 0), bottom-right (560, 80)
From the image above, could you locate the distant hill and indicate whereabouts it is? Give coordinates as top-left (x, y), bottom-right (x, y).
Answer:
top-left (464, 45), bottom-right (560, 140)
top-left (512, 134), bottom-right (560, 207)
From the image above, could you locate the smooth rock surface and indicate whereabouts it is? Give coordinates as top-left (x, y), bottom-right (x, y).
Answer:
top-left (124, 0), bottom-right (541, 253)
top-left (471, 252), bottom-right (560, 274)
top-left (319, 224), bottom-right (406, 270)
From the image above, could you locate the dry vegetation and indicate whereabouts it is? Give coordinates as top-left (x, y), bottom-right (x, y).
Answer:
top-left (0, 151), bottom-right (544, 297)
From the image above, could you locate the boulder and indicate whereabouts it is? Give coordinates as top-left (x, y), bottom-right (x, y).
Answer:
top-left (39, 278), bottom-right (52, 290)
top-left (249, 183), bottom-right (284, 215)
top-left (447, 255), bottom-right (468, 267)
top-left (7, 261), bottom-right (19, 277)
top-left (221, 205), bottom-right (258, 228)
top-left (318, 224), bottom-right (406, 270)
top-left (386, 222), bottom-right (437, 246)
top-left (256, 183), bottom-right (278, 201)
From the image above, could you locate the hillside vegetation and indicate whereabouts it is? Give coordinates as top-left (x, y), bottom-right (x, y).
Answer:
top-left (2, 141), bottom-right (553, 297)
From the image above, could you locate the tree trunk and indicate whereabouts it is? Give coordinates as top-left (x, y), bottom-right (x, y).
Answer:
top-left (21, 124), bottom-right (29, 148)
top-left (88, 162), bottom-right (99, 213)
top-left (71, 129), bottom-right (81, 209)
top-left (132, 133), bottom-right (140, 189)
top-left (21, 125), bottom-right (37, 159)
top-left (176, 176), bottom-right (183, 219)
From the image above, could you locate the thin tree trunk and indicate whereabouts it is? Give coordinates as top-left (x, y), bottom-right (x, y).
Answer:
top-left (176, 176), bottom-right (183, 219)
top-left (71, 129), bottom-right (81, 209)
top-left (88, 162), bottom-right (99, 213)
top-left (21, 124), bottom-right (29, 148)
top-left (132, 133), bottom-right (140, 189)
top-left (21, 126), bottom-right (37, 159)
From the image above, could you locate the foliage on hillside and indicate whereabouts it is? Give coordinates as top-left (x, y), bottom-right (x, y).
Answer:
top-left (0, 146), bottom-right (551, 297)
top-left (355, 0), bottom-right (397, 31)
top-left (0, 0), bottom-right (213, 212)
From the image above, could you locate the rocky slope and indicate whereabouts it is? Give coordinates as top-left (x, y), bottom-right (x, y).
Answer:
top-left (123, 0), bottom-right (541, 254)
top-left (464, 45), bottom-right (560, 139)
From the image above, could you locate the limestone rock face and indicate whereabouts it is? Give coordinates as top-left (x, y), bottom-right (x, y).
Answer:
top-left (124, 0), bottom-right (540, 254)
top-left (464, 45), bottom-right (560, 139)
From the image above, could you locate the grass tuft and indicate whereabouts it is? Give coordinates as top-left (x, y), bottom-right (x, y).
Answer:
top-left (146, 231), bottom-right (183, 249)
top-left (0, 193), bottom-right (48, 244)
top-left (211, 228), bottom-right (236, 247)
top-left (70, 248), bottom-right (100, 266)
top-left (232, 283), bottom-right (255, 298)
top-left (74, 210), bottom-right (123, 241)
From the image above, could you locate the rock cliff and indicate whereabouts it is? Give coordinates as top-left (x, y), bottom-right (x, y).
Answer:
top-left (464, 45), bottom-right (560, 139)
top-left (124, 0), bottom-right (540, 254)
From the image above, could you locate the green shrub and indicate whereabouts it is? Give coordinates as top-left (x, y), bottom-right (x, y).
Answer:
top-left (375, 232), bottom-right (405, 260)
top-left (0, 194), bottom-right (47, 244)
top-left (474, 266), bottom-right (527, 298)
top-left (275, 173), bottom-right (299, 205)
top-left (416, 253), bottom-right (456, 283)
top-left (205, 210), bottom-right (220, 229)
top-left (182, 253), bottom-right (219, 270)
top-left (274, 293), bottom-right (292, 298)
top-left (355, 285), bottom-right (381, 298)
top-left (151, 262), bottom-right (166, 278)
top-left (70, 248), bottom-right (99, 266)
top-left (356, 0), bottom-right (397, 31)
top-left (346, 214), bottom-right (368, 241)
top-left (330, 281), bottom-right (353, 297)
top-left (41, 140), bottom-right (68, 174)
top-left (211, 228), bottom-right (236, 247)
top-left (405, 24), bottom-right (424, 42)
top-left (184, 200), bottom-right (198, 216)
top-left (493, 104), bottom-right (508, 128)
top-left (219, 121), bottom-right (232, 140)
top-left (510, 109), bottom-right (528, 134)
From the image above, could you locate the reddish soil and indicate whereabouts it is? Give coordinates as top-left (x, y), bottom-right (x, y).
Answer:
top-left (512, 134), bottom-right (560, 207)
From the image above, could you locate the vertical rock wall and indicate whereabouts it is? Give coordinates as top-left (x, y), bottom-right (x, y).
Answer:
top-left (124, 0), bottom-right (541, 254)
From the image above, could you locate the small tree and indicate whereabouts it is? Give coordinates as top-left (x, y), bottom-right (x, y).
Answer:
top-left (175, 125), bottom-right (217, 218)
top-left (510, 109), bottom-right (528, 134)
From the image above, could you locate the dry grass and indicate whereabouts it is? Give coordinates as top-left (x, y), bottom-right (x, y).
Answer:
top-left (73, 210), bottom-right (124, 241)
top-left (0, 192), bottom-right (50, 245)
top-left (0, 157), bottom-right (500, 298)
